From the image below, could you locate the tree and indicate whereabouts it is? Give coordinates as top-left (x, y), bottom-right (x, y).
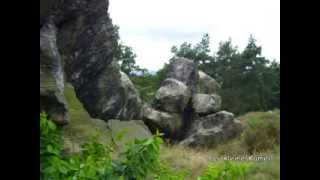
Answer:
top-left (170, 34), bottom-right (280, 115)
top-left (116, 44), bottom-right (143, 76)
top-left (113, 25), bottom-right (146, 76)
top-left (171, 33), bottom-right (212, 65)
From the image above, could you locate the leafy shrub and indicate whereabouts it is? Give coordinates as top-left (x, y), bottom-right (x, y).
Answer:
top-left (40, 112), bottom-right (171, 180)
top-left (153, 162), bottom-right (190, 180)
top-left (116, 130), bottom-right (163, 179)
top-left (197, 161), bottom-right (252, 180)
top-left (241, 110), bottom-right (280, 153)
top-left (42, 111), bottom-right (276, 180)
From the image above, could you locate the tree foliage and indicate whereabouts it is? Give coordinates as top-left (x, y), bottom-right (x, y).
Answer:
top-left (171, 34), bottom-right (280, 115)
top-left (113, 25), bottom-right (147, 77)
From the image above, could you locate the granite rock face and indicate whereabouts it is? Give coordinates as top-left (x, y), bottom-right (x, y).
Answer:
top-left (40, 0), bottom-right (142, 124)
top-left (80, 63), bottom-right (142, 120)
top-left (197, 70), bottom-right (221, 94)
top-left (192, 93), bottom-right (221, 116)
top-left (142, 104), bottom-right (182, 138)
top-left (40, 19), bottom-right (68, 125)
top-left (166, 57), bottom-right (198, 93)
top-left (154, 78), bottom-right (192, 113)
top-left (151, 58), bottom-right (242, 145)
top-left (150, 58), bottom-right (198, 139)
top-left (180, 111), bottom-right (242, 147)
top-left (40, 0), bottom-right (243, 148)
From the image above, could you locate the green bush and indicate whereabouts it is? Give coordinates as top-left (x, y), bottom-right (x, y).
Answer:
top-left (153, 162), bottom-right (190, 180)
top-left (197, 161), bottom-right (252, 180)
top-left (41, 112), bottom-right (184, 180)
top-left (42, 112), bottom-right (273, 180)
top-left (241, 111), bottom-right (280, 154)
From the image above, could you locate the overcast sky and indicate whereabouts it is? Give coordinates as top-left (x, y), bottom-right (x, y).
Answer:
top-left (109, 0), bottom-right (280, 71)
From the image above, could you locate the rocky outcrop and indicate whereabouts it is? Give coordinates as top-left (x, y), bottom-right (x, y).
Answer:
top-left (40, 19), bottom-right (68, 125)
top-left (154, 78), bottom-right (191, 113)
top-left (142, 105), bottom-right (182, 138)
top-left (76, 62), bottom-right (143, 120)
top-left (197, 71), bottom-right (220, 94)
top-left (192, 93), bottom-right (221, 116)
top-left (166, 57), bottom-right (198, 93)
top-left (149, 58), bottom-right (242, 145)
top-left (40, 0), bottom-right (243, 148)
top-left (148, 58), bottom-right (197, 139)
top-left (180, 111), bottom-right (242, 147)
top-left (40, 0), bottom-right (142, 123)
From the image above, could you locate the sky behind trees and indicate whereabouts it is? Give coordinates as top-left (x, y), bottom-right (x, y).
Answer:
top-left (110, 0), bottom-right (280, 71)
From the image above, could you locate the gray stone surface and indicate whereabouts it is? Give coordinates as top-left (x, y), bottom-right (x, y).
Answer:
top-left (197, 71), bottom-right (221, 94)
top-left (142, 105), bottom-right (182, 138)
top-left (180, 111), bottom-right (243, 147)
top-left (192, 93), bottom-right (221, 115)
top-left (166, 57), bottom-right (198, 93)
top-left (40, 0), bottom-right (142, 121)
top-left (154, 78), bottom-right (191, 113)
top-left (40, 20), bottom-right (68, 125)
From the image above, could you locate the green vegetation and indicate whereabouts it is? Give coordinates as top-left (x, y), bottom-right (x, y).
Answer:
top-left (41, 112), bottom-right (184, 179)
top-left (171, 34), bottom-right (280, 115)
top-left (122, 33), bottom-right (279, 116)
top-left (130, 65), bottom-right (168, 103)
top-left (159, 110), bottom-right (280, 180)
top-left (241, 110), bottom-right (280, 154)
top-left (41, 110), bottom-right (280, 179)
top-left (212, 109), bottom-right (280, 156)
top-left (113, 25), bottom-right (147, 76)
top-left (63, 83), bottom-right (110, 150)
top-left (198, 161), bottom-right (252, 180)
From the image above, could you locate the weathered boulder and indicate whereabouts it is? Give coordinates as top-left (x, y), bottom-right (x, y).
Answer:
top-left (40, 89), bottom-right (68, 126)
top-left (76, 62), bottom-right (143, 120)
top-left (192, 93), bottom-right (221, 115)
top-left (40, 20), bottom-right (68, 125)
top-left (154, 78), bottom-right (191, 113)
top-left (166, 57), bottom-right (198, 93)
top-left (180, 111), bottom-right (242, 147)
top-left (197, 71), bottom-right (220, 94)
top-left (40, 0), bottom-right (143, 121)
top-left (142, 105), bottom-right (182, 138)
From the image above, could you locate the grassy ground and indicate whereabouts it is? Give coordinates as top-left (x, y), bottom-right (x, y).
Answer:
top-left (62, 83), bottom-right (112, 153)
top-left (159, 109), bottom-right (280, 179)
top-left (61, 84), bottom-right (280, 179)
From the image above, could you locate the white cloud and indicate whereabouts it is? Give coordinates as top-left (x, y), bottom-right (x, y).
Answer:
top-left (109, 0), bottom-right (280, 71)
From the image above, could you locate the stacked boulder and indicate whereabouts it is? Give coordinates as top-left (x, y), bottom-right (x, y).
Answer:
top-left (143, 57), bottom-right (242, 147)
top-left (181, 69), bottom-right (242, 147)
top-left (142, 57), bottom-right (197, 139)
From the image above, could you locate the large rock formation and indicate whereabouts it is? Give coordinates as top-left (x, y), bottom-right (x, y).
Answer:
top-left (147, 58), bottom-right (242, 146)
top-left (40, 0), bottom-right (243, 148)
top-left (40, 19), bottom-right (68, 125)
top-left (144, 58), bottom-right (197, 139)
top-left (142, 105), bottom-right (182, 138)
top-left (77, 62), bottom-right (142, 120)
top-left (197, 70), bottom-right (221, 94)
top-left (192, 93), bottom-right (221, 116)
top-left (180, 111), bottom-right (242, 147)
top-left (154, 78), bottom-right (191, 113)
top-left (40, 0), bottom-right (142, 124)
top-left (166, 57), bottom-right (198, 93)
